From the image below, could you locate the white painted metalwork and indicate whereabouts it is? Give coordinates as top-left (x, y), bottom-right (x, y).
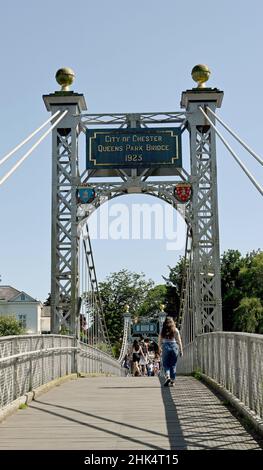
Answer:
top-left (81, 111), bottom-right (185, 127)
top-left (118, 314), bottom-right (131, 363)
top-left (43, 93), bottom-right (87, 336)
top-left (79, 223), bottom-right (111, 352)
top-left (78, 178), bottom-right (191, 228)
top-left (182, 93), bottom-right (223, 335)
top-left (199, 106), bottom-right (263, 196)
top-left (0, 110), bottom-right (61, 167)
top-left (44, 90), bottom-right (223, 348)
top-left (0, 110), bottom-right (68, 186)
top-left (0, 334), bottom-right (124, 410)
top-left (178, 229), bottom-right (195, 345)
top-left (206, 107), bottom-right (263, 167)
top-left (177, 332), bottom-right (263, 419)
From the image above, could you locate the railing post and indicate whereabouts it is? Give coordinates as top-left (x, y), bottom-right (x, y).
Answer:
top-left (247, 336), bottom-right (253, 410)
top-left (29, 337), bottom-right (33, 391)
top-left (59, 335), bottom-right (62, 378)
top-left (52, 335), bottom-right (55, 380)
top-left (198, 336), bottom-right (202, 372)
top-left (74, 337), bottom-right (79, 375)
top-left (41, 335), bottom-right (45, 385)
top-left (202, 336), bottom-right (206, 373)
top-left (206, 334), bottom-right (209, 375)
top-left (13, 338), bottom-right (18, 401)
top-left (210, 334), bottom-right (215, 380)
top-left (217, 333), bottom-right (221, 383)
top-left (225, 335), bottom-right (229, 390)
top-left (234, 334), bottom-right (240, 399)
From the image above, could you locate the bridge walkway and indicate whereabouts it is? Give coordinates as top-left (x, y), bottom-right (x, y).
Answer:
top-left (0, 376), bottom-right (262, 450)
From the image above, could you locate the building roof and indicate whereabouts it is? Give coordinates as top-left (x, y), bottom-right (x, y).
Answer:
top-left (0, 286), bottom-right (21, 301)
top-left (0, 286), bottom-right (38, 303)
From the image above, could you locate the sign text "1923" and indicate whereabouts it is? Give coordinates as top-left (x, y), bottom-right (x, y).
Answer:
top-left (86, 127), bottom-right (182, 169)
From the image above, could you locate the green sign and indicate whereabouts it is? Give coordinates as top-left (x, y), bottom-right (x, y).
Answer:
top-left (86, 127), bottom-right (182, 169)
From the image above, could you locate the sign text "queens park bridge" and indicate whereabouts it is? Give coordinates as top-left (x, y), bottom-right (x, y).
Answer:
top-left (86, 127), bottom-right (182, 169)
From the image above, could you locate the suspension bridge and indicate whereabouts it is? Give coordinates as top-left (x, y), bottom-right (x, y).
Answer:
top-left (0, 65), bottom-right (263, 451)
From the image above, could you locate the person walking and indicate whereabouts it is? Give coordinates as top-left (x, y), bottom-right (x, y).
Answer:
top-left (159, 316), bottom-right (183, 387)
top-left (139, 337), bottom-right (148, 376)
top-left (132, 339), bottom-right (144, 376)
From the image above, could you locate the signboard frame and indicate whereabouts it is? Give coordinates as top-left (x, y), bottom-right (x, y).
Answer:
top-left (86, 127), bottom-right (182, 169)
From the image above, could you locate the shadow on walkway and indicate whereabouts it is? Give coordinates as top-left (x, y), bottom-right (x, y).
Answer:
top-left (159, 375), bottom-right (263, 450)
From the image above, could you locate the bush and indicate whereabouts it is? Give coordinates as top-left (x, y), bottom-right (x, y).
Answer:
top-left (0, 315), bottom-right (25, 336)
top-left (192, 369), bottom-right (202, 380)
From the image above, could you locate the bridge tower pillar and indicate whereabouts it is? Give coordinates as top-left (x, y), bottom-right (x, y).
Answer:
top-left (43, 69), bottom-right (87, 335)
top-left (181, 66), bottom-right (223, 333)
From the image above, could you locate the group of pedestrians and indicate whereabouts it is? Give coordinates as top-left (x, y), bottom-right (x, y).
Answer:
top-left (131, 337), bottom-right (161, 377)
top-left (122, 316), bottom-right (183, 387)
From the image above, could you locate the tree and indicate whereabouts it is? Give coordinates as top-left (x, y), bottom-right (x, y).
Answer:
top-left (221, 249), bottom-right (263, 332)
top-left (165, 248), bottom-right (263, 334)
top-left (239, 251), bottom-right (263, 300)
top-left (221, 249), bottom-right (244, 331)
top-left (0, 315), bottom-right (25, 336)
top-left (163, 257), bottom-right (186, 319)
top-left (234, 297), bottom-right (263, 333)
top-left (43, 293), bottom-right (51, 306)
top-left (138, 284), bottom-right (167, 317)
top-left (99, 269), bottom-right (154, 351)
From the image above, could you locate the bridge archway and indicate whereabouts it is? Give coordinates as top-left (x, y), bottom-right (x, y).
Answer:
top-left (79, 191), bottom-right (189, 355)
top-left (43, 76), bottom-right (223, 341)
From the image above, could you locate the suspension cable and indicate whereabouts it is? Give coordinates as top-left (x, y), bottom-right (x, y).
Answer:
top-left (199, 106), bottom-right (263, 197)
top-left (0, 110), bottom-right (68, 187)
top-left (206, 107), bottom-right (263, 167)
top-left (178, 229), bottom-right (190, 330)
top-left (0, 110), bottom-right (60, 167)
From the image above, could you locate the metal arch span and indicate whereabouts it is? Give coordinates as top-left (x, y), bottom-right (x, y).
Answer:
top-left (77, 178), bottom-right (192, 227)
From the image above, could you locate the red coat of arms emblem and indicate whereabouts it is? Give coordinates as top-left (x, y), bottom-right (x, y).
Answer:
top-left (174, 183), bottom-right (192, 203)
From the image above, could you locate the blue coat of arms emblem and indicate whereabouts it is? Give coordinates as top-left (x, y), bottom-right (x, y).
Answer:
top-left (78, 187), bottom-right (95, 204)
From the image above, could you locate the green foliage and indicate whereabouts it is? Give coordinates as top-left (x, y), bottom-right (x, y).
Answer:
top-left (99, 269), bottom-right (154, 344)
top-left (0, 315), bottom-right (25, 336)
top-left (95, 342), bottom-right (112, 354)
top-left (192, 369), bottom-right (202, 380)
top-left (221, 249), bottom-right (263, 333)
top-left (221, 250), bottom-right (244, 331)
top-left (221, 400), bottom-right (231, 407)
top-left (167, 249), bottom-right (263, 334)
top-left (138, 284), bottom-right (167, 317)
top-left (234, 297), bottom-right (263, 333)
top-left (111, 341), bottom-right (122, 358)
top-left (239, 251), bottom-right (263, 299)
top-left (163, 257), bottom-right (186, 318)
top-left (43, 293), bottom-right (51, 306)
top-left (18, 403), bottom-right (28, 410)
top-left (60, 325), bottom-right (70, 335)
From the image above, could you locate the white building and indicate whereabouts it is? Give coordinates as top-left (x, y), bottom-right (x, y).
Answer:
top-left (0, 286), bottom-right (42, 334)
top-left (41, 306), bottom-right (51, 333)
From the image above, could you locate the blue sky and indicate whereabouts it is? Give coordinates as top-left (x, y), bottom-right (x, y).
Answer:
top-left (0, 0), bottom-right (263, 302)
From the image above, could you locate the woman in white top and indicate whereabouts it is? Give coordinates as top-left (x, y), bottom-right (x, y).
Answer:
top-left (159, 316), bottom-right (183, 387)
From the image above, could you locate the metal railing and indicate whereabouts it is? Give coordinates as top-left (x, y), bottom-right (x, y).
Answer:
top-left (177, 332), bottom-right (263, 419)
top-left (0, 334), bottom-right (125, 409)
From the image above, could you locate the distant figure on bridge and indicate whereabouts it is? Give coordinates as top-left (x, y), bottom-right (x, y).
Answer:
top-left (132, 339), bottom-right (144, 376)
top-left (159, 317), bottom-right (183, 387)
top-left (139, 338), bottom-right (149, 376)
top-left (153, 351), bottom-right (161, 376)
top-left (122, 354), bottom-right (130, 376)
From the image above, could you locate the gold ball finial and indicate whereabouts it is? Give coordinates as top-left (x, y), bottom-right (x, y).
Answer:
top-left (191, 64), bottom-right (211, 88)
top-left (124, 304), bottom-right (130, 313)
top-left (160, 304), bottom-right (165, 312)
top-left (55, 67), bottom-right (75, 91)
